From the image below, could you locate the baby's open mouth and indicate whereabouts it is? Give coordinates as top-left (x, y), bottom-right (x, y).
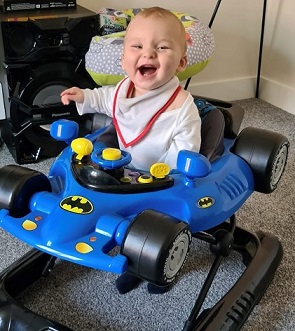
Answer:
top-left (139, 65), bottom-right (157, 76)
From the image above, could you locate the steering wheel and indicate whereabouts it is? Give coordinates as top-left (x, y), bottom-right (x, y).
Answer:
top-left (91, 148), bottom-right (132, 170)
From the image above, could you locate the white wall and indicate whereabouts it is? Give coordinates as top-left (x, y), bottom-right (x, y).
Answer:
top-left (259, 0), bottom-right (295, 114)
top-left (77, 0), bottom-right (294, 114)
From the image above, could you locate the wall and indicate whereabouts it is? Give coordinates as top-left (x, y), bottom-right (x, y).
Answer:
top-left (78, 0), bottom-right (294, 115)
top-left (259, 0), bottom-right (295, 115)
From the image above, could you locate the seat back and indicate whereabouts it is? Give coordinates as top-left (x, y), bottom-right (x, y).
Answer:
top-left (95, 121), bottom-right (119, 149)
top-left (194, 96), bottom-right (245, 161)
top-left (199, 107), bottom-right (225, 162)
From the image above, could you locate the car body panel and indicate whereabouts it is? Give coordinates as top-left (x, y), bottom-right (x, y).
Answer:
top-left (0, 134), bottom-right (255, 275)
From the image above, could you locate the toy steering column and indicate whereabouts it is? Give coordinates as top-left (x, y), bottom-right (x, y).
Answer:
top-left (91, 147), bottom-right (132, 169)
top-left (177, 150), bottom-right (211, 187)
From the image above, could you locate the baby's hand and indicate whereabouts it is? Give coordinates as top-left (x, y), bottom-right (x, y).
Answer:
top-left (60, 87), bottom-right (84, 105)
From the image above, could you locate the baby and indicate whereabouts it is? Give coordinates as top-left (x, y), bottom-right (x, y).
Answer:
top-left (61, 6), bottom-right (201, 172)
top-left (61, 6), bottom-right (201, 294)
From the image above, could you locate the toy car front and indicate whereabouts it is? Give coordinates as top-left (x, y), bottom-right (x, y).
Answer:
top-left (1, 117), bottom-right (288, 283)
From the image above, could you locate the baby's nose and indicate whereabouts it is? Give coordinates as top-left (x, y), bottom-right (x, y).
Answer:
top-left (143, 47), bottom-right (156, 58)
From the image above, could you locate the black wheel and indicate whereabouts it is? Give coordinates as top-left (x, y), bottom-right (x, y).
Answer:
top-left (121, 209), bottom-right (191, 286)
top-left (0, 165), bottom-right (52, 217)
top-left (232, 127), bottom-right (289, 193)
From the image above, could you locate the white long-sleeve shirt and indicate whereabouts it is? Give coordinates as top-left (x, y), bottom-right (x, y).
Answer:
top-left (76, 77), bottom-right (201, 171)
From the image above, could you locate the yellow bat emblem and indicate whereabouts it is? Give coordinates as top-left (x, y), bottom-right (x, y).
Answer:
top-left (197, 197), bottom-right (215, 208)
top-left (60, 196), bottom-right (93, 214)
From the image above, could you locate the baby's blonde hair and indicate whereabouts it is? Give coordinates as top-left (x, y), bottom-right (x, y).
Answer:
top-left (127, 7), bottom-right (187, 53)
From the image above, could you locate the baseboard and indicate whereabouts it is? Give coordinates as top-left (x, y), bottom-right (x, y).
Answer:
top-left (186, 77), bottom-right (256, 101)
top-left (258, 77), bottom-right (295, 115)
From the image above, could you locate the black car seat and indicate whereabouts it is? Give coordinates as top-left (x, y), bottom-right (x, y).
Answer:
top-left (194, 96), bottom-right (245, 161)
top-left (194, 98), bottom-right (225, 162)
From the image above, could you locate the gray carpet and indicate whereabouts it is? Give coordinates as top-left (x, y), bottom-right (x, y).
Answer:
top-left (0, 98), bottom-right (294, 331)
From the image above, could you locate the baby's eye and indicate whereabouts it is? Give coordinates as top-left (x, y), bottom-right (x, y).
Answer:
top-left (131, 45), bottom-right (142, 49)
top-left (157, 46), bottom-right (169, 50)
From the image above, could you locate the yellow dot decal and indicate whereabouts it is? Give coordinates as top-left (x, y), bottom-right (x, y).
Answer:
top-left (102, 148), bottom-right (122, 160)
top-left (150, 163), bottom-right (170, 178)
top-left (75, 242), bottom-right (93, 254)
top-left (22, 220), bottom-right (37, 231)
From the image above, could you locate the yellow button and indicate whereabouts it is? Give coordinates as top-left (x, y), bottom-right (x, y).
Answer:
top-left (71, 138), bottom-right (93, 160)
top-left (102, 148), bottom-right (122, 160)
top-left (138, 175), bottom-right (153, 183)
top-left (120, 176), bottom-right (132, 183)
top-left (150, 163), bottom-right (170, 178)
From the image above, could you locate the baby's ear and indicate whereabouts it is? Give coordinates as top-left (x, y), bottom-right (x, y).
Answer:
top-left (176, 54), bottom-right (188, 73)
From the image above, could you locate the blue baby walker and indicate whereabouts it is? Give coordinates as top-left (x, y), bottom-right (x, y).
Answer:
top-left (0, 1), bottom-right (288, 330)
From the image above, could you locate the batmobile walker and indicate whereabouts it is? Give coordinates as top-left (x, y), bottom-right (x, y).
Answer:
top-left (0, 96), bottom-right (289, 330)
top-left (0, 1), bottom-right (289, 330)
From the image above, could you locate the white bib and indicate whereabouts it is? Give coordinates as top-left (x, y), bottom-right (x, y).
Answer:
top-left (112, 76), bottom-right (180, 147)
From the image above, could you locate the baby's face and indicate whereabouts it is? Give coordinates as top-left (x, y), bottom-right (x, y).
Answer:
top-left (121, 15), bottom-right (187, 96)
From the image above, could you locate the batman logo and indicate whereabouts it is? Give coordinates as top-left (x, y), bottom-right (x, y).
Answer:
top-left (197, 197), bottom-right (215, 208)
top-left (60, 196), bottom-right (93, 214)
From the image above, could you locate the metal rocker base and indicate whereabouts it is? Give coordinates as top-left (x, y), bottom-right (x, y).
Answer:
top-left (0, 219), bottom-right (283, 331)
